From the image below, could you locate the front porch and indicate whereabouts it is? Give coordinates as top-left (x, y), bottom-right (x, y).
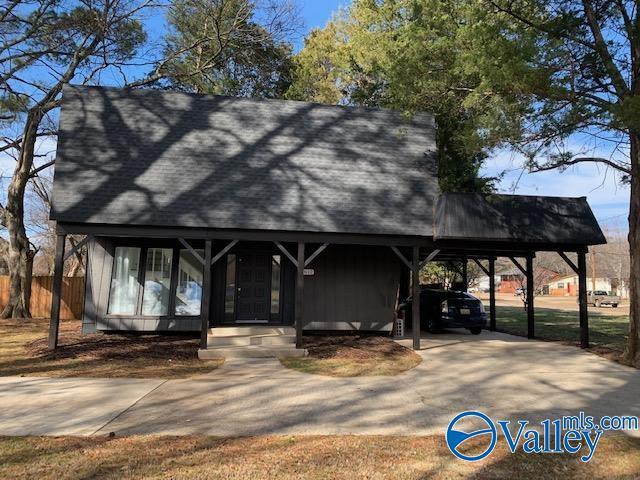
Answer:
top-left (198, 326), bottom-right (306, 359)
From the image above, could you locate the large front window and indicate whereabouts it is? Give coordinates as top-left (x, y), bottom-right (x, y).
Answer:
top-left (142, 248), bottom-right (173, 315)
top-left (175, 249), bottom-right (204, 316)
top-left (108, 247), bottom-right (141, 315)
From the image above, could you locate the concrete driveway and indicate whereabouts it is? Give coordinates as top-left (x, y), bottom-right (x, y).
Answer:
top-left (1, 331), bottom-right (639, 436)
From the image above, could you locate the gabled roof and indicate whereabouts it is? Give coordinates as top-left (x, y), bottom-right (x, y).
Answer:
top-left (434, 193), bottom-right (606, 246)
top-left (50, 85), bottom-right (438, 237)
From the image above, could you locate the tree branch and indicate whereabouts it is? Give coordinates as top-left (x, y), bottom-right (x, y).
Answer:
top-left (530, 156), bottom-right (631, 175)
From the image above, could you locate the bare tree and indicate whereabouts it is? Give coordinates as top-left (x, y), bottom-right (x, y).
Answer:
top-left (0, 0), bottom-right (300, 318)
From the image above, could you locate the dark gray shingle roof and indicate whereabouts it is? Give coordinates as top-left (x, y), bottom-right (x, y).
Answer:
top-left (50, 85), bottom-right (438, 236)
top-left (435, 193), bottom-right (606, 245)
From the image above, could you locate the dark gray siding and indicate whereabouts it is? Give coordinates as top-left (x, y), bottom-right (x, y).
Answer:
top-left (302, 245), bottom-right (401, 331)
top-left (82, 237), bottom-right (113, 333)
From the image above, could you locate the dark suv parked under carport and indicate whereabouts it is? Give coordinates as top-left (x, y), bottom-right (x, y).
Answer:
top-left (398, 289), bottom-right (488, 334)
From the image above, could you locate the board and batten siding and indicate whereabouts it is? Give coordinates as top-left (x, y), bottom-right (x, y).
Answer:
top-left (83, 236), bottom-right (113, 333)
top-left (303, 245), bottom-right (401, 331)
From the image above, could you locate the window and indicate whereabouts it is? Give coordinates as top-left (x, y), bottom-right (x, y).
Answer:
top-left (175, 249), bottom-right (204, 316)
top-left (557, 282), bottom-right (564, 289)
top-left (108, 247), bottom-right (141, 315)
top-left (270, 254), bottom-right (281, 314)
top-left (224, 254), bottom-right (236, 314)
top-left (142, 248), bottom-right (173, 315)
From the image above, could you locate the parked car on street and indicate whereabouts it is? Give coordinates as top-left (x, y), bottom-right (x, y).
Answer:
top-left (397, 289), bottom-right (488, 335)
top-left (587, 290), bottom-right (621, 308)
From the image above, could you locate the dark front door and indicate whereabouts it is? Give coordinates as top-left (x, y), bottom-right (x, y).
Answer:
top-left (235, 252), bottom-right (270, 322)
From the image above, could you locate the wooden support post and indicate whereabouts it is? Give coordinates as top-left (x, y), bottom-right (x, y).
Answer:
top-left (526, 254), bottom-right (535, 339)
top-left (200, 240), bottom-right (213, 349)
top-left (295, 242), bottom-right (305, 349)
top-left (489, 257), bottom-right (496, 332)
top-left (461, 259), bottom-right (468, 292)
top-left (578, 248), bottom-right (590, 348)
top-left (412, 245), bottom-right (421, 350)
top-left (48, 233), bottom-right (66, 350)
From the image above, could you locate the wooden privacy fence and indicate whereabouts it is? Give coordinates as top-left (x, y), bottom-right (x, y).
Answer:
top-left (0, 275), bottom-right (85, 320)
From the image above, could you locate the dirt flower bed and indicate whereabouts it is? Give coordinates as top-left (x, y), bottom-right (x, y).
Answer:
top-left (0, 318), bottom-right (221, 378)
top-left (280, 334), bottom-right (421, 376)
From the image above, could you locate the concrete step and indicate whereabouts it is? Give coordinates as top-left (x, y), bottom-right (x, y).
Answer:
top-left (208, 326), bottom-right (295, 337)
top-left (198, 345), bottom-right (307, 360)
top-left (207, 334), bottom-right (296, 347)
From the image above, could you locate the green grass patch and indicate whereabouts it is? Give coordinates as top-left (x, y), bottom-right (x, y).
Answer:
top-left (496, 306), bottom-right (629, 351)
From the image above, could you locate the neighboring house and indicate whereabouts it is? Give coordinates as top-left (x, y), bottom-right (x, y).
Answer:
top-left (48, 85), bottom-right (607, 353)
top-left (544, 274), bottom-right (618, 297)
top-left (496, 266), bottom-right (558, 294)
top-left (470, 274), bottom-right (499, 293)
top-left (496, 266), bottom-right (523, 294)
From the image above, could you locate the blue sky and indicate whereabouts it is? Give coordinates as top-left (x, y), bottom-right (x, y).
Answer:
top-left (1, 0), bottom-right (630, 235)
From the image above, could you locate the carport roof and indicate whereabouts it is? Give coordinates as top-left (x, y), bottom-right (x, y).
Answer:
top-left (434, 193), bottom-right (606, 246)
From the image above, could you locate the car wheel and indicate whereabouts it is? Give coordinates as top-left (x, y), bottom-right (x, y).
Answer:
top-left (612, 304), bottom-right (618, 308)
top-left (469, 327), bottom-right (482, 335)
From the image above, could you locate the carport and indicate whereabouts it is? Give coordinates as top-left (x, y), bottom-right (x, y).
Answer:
top-left (390, 192), bottom-right (607, 351)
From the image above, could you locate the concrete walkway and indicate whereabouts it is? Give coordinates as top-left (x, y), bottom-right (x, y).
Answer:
top-left (1, 331), bottom-right (639, 436)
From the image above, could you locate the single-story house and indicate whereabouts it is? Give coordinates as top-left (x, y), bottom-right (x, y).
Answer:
top-left (544, 274), bottom-right (614, 296)
top-left (47, 85), bottom-right (607, 355)
top-left (495, 266), bottom-right (558, 294)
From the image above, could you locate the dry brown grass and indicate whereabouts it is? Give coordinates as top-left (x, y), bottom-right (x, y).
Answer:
top-left (0, 434), bottom-right (638, 479)
top-left (0, 318), bottom-right (221, 378)
top-left (280, 335), bottom-right (422, 376)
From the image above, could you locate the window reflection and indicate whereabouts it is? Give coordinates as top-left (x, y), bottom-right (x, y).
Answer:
top-left (142, 248), bottom-right (173, 315)
top-left (108, 247), bottom-right (140, 315)
top-left (175, 249), bottom-right (204, 316)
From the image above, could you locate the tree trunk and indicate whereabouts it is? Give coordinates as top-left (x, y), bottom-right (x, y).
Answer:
top-left (624, 129), bottom-right (640, 367)
top-left (1, 111), bottom-right (40, 319)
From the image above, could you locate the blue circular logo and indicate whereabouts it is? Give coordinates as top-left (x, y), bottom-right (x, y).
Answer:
top-left (446, 411), bottom-right (497, 461)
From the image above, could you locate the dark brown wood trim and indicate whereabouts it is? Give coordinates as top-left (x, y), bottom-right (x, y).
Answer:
top-left (558, 251), bottom-right (579, 274)
top-left (412, 245), bottom-right (421, 350)
top-left (488, 258), bottom-right (496, 332)
top-left (200, 240), bottom-right (213, 348)
top-left (577, 248), bottom-right (589, 348)
top-left (48, 233), bottom-right (66, 350)
top-left (56, 222), bottom-right (435, 247)
top-left (508, 256), bottom-right (528, 276)
top-left (168, 247), bottom-right (180, 317)
top-left (304, 243), bottom-right (329, 267)
top-left (211, 240), bottom-right (239, 265)
top-left (295, 242), bottom-right (305, 348)
top-left (526, 255), bottom-right (535, 340)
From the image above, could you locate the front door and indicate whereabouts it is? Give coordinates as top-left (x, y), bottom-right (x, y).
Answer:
top-left (235, 252), bottom-right (270, 322)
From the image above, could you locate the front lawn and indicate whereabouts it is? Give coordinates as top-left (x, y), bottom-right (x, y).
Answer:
top-left (495, 306), bottom-right (629, 353)
top-left (281, 335), bottom-right (421, 376)
top-left (1, 434), bottom-right (638, 479)
top-left (0, 318), bottom-right (221, 378)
